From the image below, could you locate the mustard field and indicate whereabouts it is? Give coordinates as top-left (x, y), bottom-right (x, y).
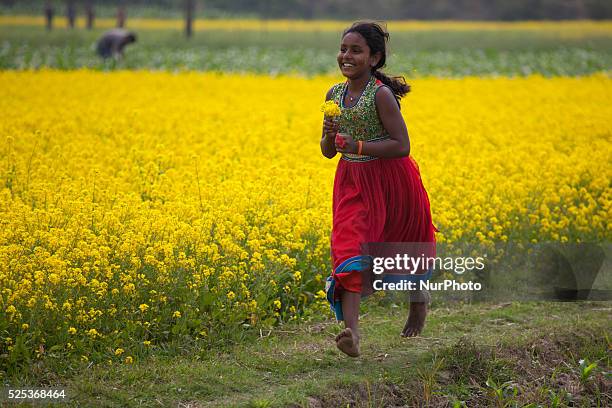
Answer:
top-left (0, 71), bottom-right (610, 371)
top-left (3, 16), bottom-right (612, 33)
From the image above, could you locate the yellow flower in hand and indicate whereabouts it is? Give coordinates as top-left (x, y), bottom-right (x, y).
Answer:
top-left (320, 100), bottom-right (341, 118)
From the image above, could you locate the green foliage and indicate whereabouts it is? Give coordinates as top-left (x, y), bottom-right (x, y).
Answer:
top-left (485, 377), bottom-right (519, 408)
top-left (1, 25), bottom-right (610, 76)
top-left (578, 358), bottom-right (598, 383)
top-left (249, 398), bottom-right (272, 408)
top-left (547, 388), bottom-right (570, 408)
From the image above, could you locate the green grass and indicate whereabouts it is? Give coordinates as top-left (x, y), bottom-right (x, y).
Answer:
top-left (1, 25), bottom-right (611, 75)
top-left (4, 301), bottom-right (609, 407)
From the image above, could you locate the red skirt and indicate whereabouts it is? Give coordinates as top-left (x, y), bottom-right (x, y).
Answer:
top-left (331, 155), bottom-right (438, 293)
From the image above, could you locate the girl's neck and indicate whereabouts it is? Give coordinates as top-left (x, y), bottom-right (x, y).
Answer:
top-left (347, 72), bottom-right (372, 94)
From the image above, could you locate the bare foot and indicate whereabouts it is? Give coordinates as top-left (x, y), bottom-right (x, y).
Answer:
top-left (335, 328), bottom-right (360, 357)
top-left (401, 302), bottom-right (427, 337)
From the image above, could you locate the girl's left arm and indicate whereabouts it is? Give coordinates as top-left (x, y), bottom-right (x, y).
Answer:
top-left (336, 86), bottom-right (410, 158)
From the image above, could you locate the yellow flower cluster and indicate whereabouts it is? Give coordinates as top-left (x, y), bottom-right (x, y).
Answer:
top-left (320, 100), bottom-right (341, 118)
top-left (0, 70), bottom-right (610, 368)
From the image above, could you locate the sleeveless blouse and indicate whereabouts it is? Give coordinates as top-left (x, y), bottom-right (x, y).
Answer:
top-left (330, 75), bottom-right (392, 162)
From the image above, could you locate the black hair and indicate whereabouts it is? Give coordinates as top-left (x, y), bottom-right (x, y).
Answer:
top-left (342, 21), bottom-right (410, 103)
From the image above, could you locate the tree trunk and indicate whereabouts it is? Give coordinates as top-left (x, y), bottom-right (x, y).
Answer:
top-left (44, 0), bottom-right (54, 31)
top-left (66, 0), bottom-right (76, 29)
top-left (117, 4), bottom-right (126, 28)
top-left (574, 0), bottom-right (587, 18)
top-left (86, 1), bottom-right (94, 30)
top-left (185, 0), bottom-right (195, 38)
top-left (468, 0), bottom-right (484, 19)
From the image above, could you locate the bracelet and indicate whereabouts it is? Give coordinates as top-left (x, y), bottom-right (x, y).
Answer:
top-left (357, 140), bottom-right (363, 156)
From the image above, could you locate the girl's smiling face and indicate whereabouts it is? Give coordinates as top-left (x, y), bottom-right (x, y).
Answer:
top-left (337, 32), bottom-right (381, 79)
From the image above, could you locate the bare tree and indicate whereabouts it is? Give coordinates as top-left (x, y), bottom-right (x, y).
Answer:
top-left (66, 0), bottom-right (76, 29)
top-left (467, 0), bottom-right (484, 19)
top-left (44, 0), bottom-right (54, 31)
top-left (86, 1), bottom-right (95, 29)
top-left (185, 0), bottom-right (195, 38)
top-left (117, 2), bottom-right (126, 28)
top-left (574, 0), bottom-right (587, 18)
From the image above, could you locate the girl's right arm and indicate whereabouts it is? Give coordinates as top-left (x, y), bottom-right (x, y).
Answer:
top-left (321, 87), bottom-right (338, 159)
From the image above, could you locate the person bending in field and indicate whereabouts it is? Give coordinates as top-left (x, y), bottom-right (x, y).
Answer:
top-left (96, 28), bottom-right (137, 60)
top-left (321, 21), bottom-right (438, 357)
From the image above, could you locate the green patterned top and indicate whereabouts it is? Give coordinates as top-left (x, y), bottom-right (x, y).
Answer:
top-left (330, 75), bottom-right (391, 162)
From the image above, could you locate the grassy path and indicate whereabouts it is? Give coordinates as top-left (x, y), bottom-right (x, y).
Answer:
top-left (54, 301), bottom-right (610, 407)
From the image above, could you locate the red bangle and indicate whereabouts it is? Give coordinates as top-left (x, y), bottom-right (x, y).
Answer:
top-left (357, 140), bottom-right (363, 155)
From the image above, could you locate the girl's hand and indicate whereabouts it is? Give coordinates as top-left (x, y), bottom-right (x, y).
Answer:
top-left (335, 133), bottom-right (358, 154)
top-left (323, 118), bottom-right (339, 139)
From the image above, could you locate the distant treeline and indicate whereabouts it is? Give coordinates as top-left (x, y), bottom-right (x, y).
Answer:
top-left (2, 0), bottom-right (612, 20)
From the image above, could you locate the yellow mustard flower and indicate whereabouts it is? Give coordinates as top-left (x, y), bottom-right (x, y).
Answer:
top-left (320, 100), bottom-right (341, 118)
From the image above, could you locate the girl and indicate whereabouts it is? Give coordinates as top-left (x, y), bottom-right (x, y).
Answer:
top-left (320, 21), bottom-right (437, 357)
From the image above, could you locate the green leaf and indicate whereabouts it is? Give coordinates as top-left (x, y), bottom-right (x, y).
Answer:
top-left (581, 362), bottom-right (597, 379)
